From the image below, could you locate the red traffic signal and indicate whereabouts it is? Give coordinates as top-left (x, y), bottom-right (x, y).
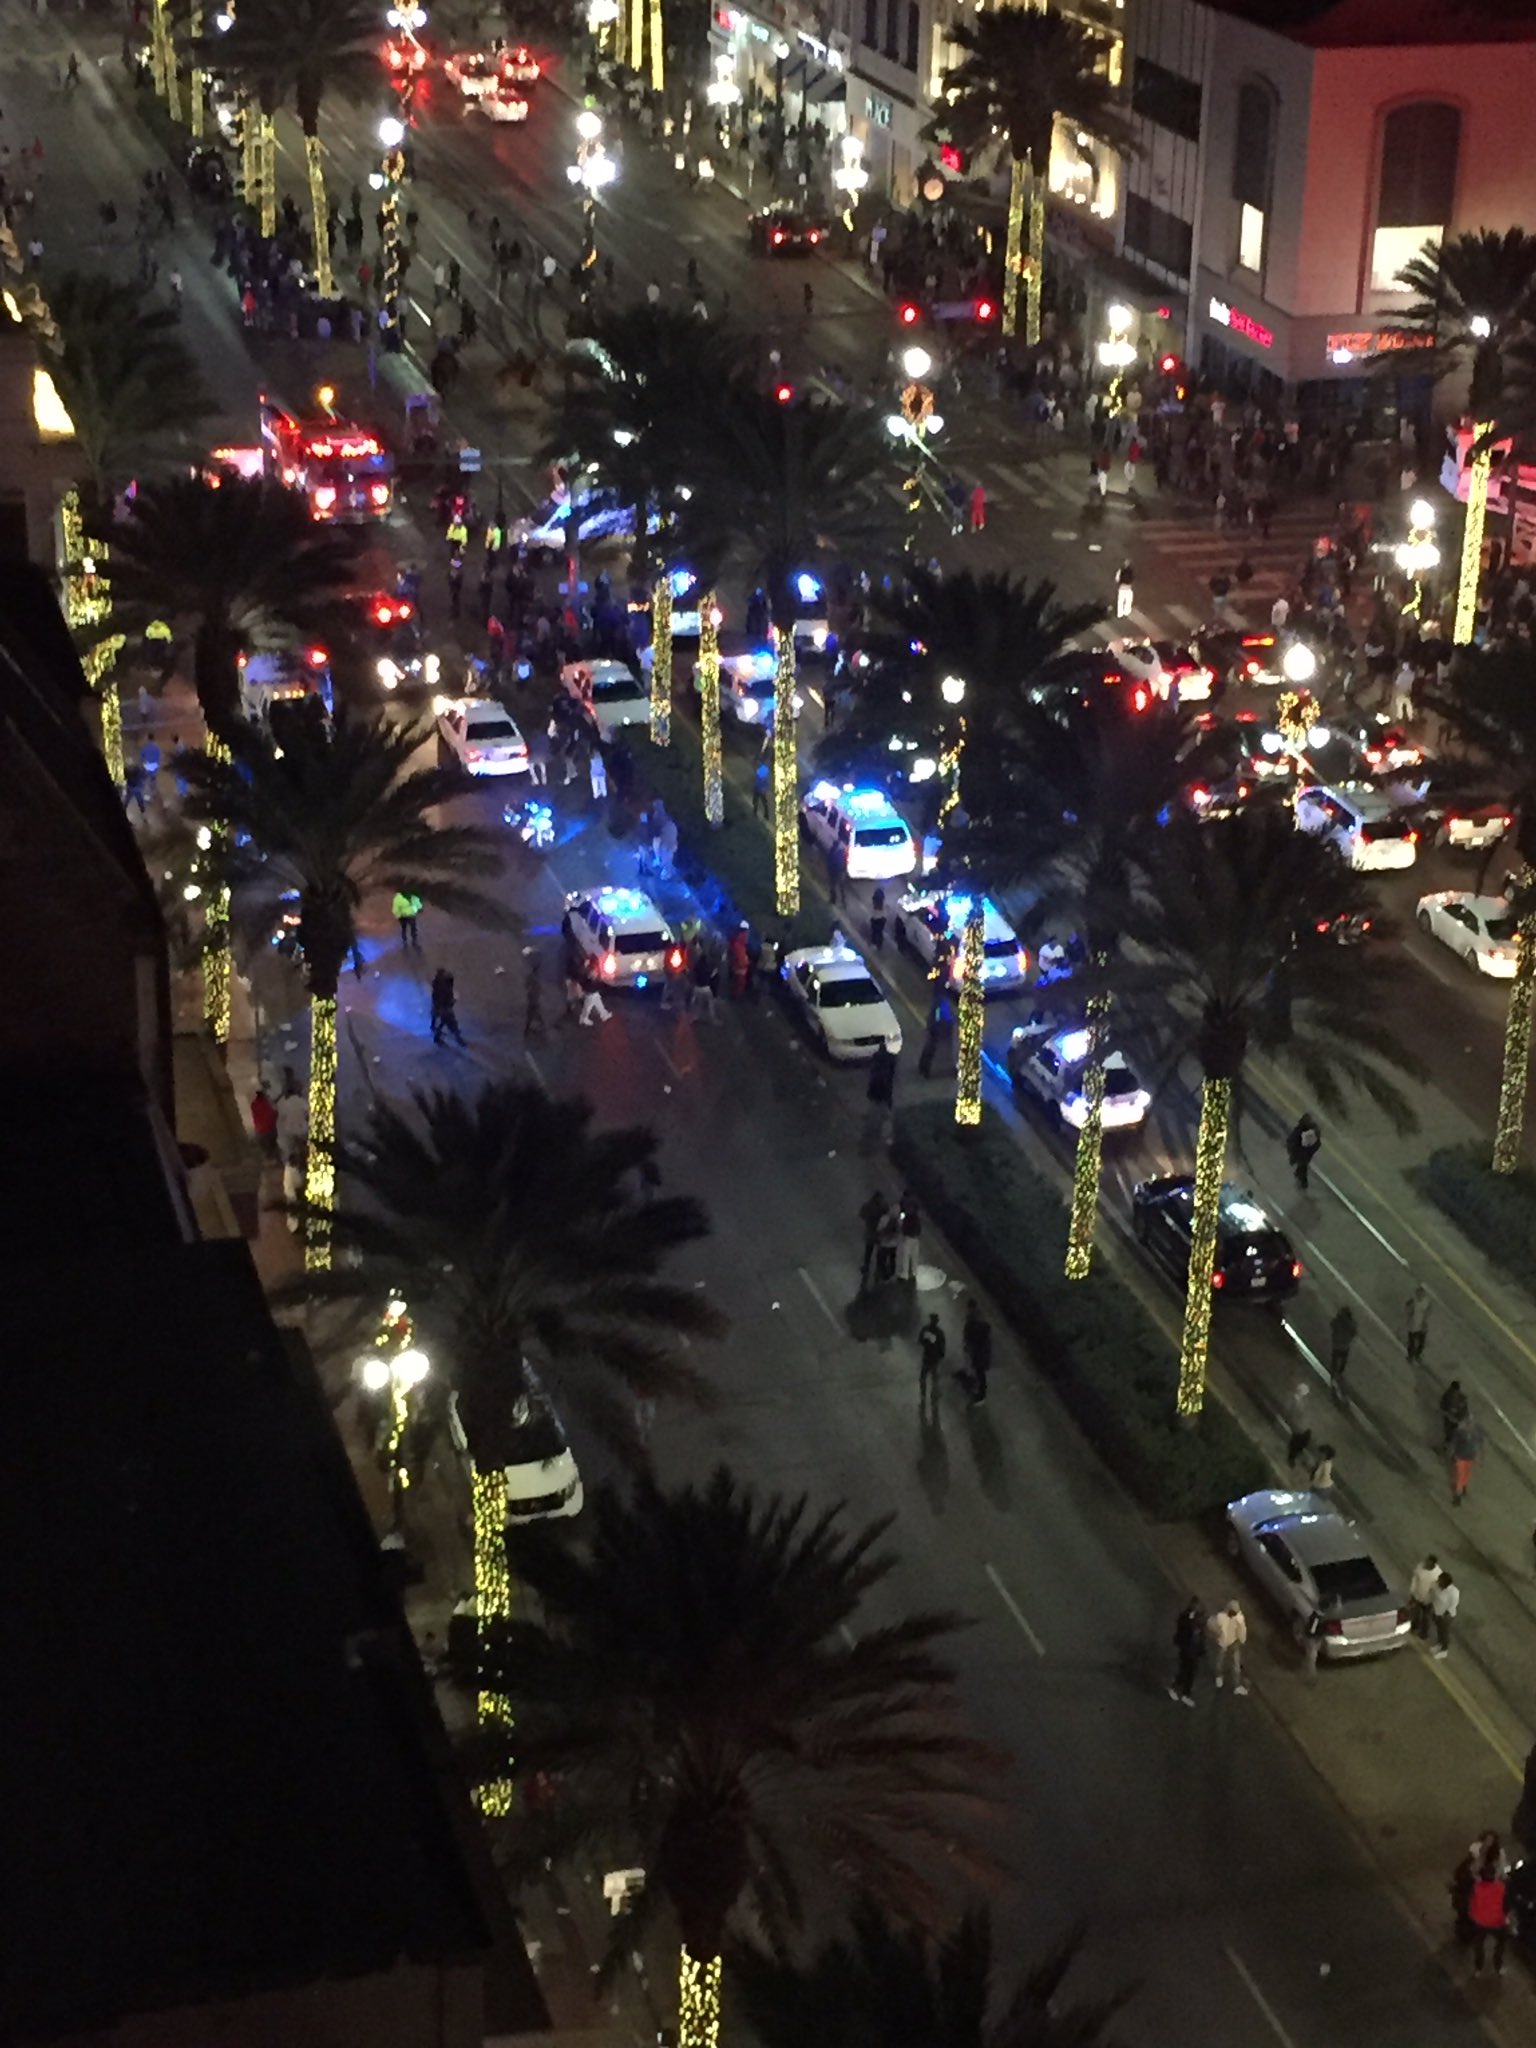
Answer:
top-left (973, 296), bottom-right (997, 323)
top-left (1158, 351), bottom-right (1180, 374)
top-left (897, 301), bottom-right (921, 327)
top-left (938, 142), bottom-right (965, 173)
top-left (773, 381), bottom-right (794, 403)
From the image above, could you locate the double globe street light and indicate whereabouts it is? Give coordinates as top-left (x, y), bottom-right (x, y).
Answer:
top-left (370, 113), bottom-right (409, 353)
top-left (887, 345), bottom-right (944, 547)
top-left (568, 107), bottom-right (618, 308)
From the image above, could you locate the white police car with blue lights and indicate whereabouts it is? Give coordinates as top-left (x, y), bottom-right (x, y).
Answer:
top-left (780, 943), bottom-right (902, 1061)
top-left (560, 657), bottom-right (650, 736)
top-left (1006, 1019), bottom-right (1151, 1130)
top-left (436, 696), bottom-right (531, 776)
top-left (799, 782), bottom-right (917, 882)
top-left (693, 641), bottom-right (803, 727)
top-left (892, 888), bottom-right (1028, 993)
top-left (561, 886), bottom-right (680, 989)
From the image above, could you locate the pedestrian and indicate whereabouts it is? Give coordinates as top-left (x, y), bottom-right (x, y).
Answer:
top-left (523, 950), bottom-right (545, 1039)
top-left (1431, 1568), bottom-right (1459, 1657)
top-left (869, 885), bottom-right (887, 952)
top-left (393, 888), bottom-right (422, 949)
top-left (825, 838), bottom-right (848, 906)
top-left (1123, 435), bottom-right (1142, 490)
top-left (752, 756), bottom-right (770, 818)
top-left (275, 1070), bottom-right (308, 1161)
top-left (1390, 656), bottom-right (1417, 725)
top-left (874, 1201), bottom-right (900, 1284)
top-left (249, 1084), bottom-right (279, 1162)
top-left (969, 480), bottom-right (987, 532)
top-left (1287, 1111), bottom-right (1321, 1189)
top-left (1450, 1416), bottom-right (1483, 1505)
top-left (918, 1311), bottom-right (946, 1401)
top-left (578, 954), bottom-right (613, 1027)
top-left (1115, 558), bottom-right (1135, 619)
top-left (1327, 1305), bottom-right (1356, 1400)
top-left (1408, 1553), bottom-right (1439, 1638)
top-left (589, 745), bottom-right (608, 802)
top-left (1285, 1375), bottom-right (1314, 1467)
top-left (1405, 1280), bottom-right (1431, 1363)
top-left (958, 1298), bottom-right (991, 1404)
top-left (1208, 1599), bottom-right (1249, 1695)
top-left (1271, 594), bottom-right (1290, 631)
top-left (858, 1188), bottom-right (888, 1291)
top-left (1169, 1596), bottom-right (1206, 1706)
top-left (430, 967), bottom-right (466, 1045)
top-left (1308, 1442), bottom-right (1336, 1490)
top-left (866, 1038), bottom-right (897, 1147)
top-left (727, 922), bottom-right (751, 999)
top-left (895, 1189), bottom-right (921, 1282)
top-left (1439, 1376), bottom-right (1470, 1447)
top-left (1301, 1595), bottom-right (1338, 1681)
top-left (1467, 1854), bottom-right (1509, 1975)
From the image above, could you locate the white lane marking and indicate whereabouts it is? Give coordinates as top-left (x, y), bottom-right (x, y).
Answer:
top-left (1050, 527), bottom-right (1079, 541)
top-left (840, 1623), bottom-right (857, 1649)
top-left (1280, 1318), bottom-right (1327, 1383)
top-left (984, 1563), bottom-right (1046, 1657)
top-left (798, 1265), bottom-right (843, 1333)
top-left (1313, 1169), bottom-right (1407, 1265)
top-left (806, 686), bottom-right (825, 708)
top-left (1224, 1947), bottom-right (1299, 2048)
top-left (524, 1050), bottom-right (546, 1088)
top-left (655, 1038), bottom-right (694, 1080)
top-left (1168, 602), bottom-right (1200, 628)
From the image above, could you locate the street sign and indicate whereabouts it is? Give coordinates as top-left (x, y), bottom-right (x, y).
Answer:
top-left (458, 445), bottom-right (482, 473)
top-left (602, 1868), bottom-right (645, 1914)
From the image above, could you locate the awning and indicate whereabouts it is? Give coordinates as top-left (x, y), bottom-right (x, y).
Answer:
top-left (779, 54), bottom-right (808, 86)
top-left (805, 70), bottom-right (846, 104)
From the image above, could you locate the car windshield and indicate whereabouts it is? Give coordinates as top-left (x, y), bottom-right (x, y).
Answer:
top-left (853, 824), bottom-right (908, 848)
top-left (504, 1403), bottom-right (566, 1465)
top-left (1359, 817), bottom-right (1412, 841)
top-left (819, 976), bottom-right (882, 1009)
top-left (592, 674), bottom-right (644, 700)
top-left (1310, 1554), bottom-right (1390, 1605)
top-left (1105, 1057), bottom-right (1142, 1094)
top-left (1228, 1232), bottom-right (1286, 1261)
top-left (614, 930), bottom-right (665, 954)
top-left (1486, 915), bottom-right (1517, 943)
top-left (469, 715), bottom-right (517, 740)
top-left (983, 936), bottom-right (1017, 959)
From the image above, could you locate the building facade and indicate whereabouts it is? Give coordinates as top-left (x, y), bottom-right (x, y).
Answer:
top-left (1116, 0), bottom-right (1536, 407)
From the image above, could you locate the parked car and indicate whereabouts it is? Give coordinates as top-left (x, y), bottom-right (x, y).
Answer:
top-left (1131, 1175), bottom-right (1301, 1302)
top-left (779, 942), bottom-right (902, 1061)
top-left (447, 1376), bottom-right (582, 1524)
top-left (748, 208), bottom-right (827, 255)
top-left (1226, 1489), bottom-right (1411, 1660)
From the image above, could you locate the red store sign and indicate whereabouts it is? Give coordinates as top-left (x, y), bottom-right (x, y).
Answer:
top-left (1209, 296), bottom-right (1273, 349)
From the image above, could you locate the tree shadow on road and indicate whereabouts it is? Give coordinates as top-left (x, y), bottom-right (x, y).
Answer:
top-left (961, 1399), bottom-right (1011, 1510)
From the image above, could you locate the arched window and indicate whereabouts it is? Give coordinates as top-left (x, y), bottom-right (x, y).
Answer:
top-left (1231, 78), bottom-right (1276, 276)
top-left (1371, 102), bottom-right (1461, 292)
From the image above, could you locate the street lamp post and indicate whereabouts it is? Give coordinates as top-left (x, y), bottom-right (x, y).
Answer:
top-left (358, 1334), bottom-right (430, 1525)
top-left (831, 133), bottom-right (868, 231)
top-left (1395, 496), bottom-right (1441, 621)
top-left (1096, 300), bottom-right (1138, 416)
top-left (567, 108), bottom-right (617, 310)
top-left (376, 113), bottom-right (407, 354)
top-left (886, 344), bottom-right (944, 550)
top-left (705, 51), bottom-right (741, 154)
top-left (938, 671), bottom-right (966, 829)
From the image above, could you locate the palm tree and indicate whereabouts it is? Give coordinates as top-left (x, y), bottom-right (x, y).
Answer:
top-left (938, 10), bottom-right (1133, 344)
top-left (731, 1903), bottom-right (1130, 2048)
top-left (1428, 645), bottom-right (1536, 1171)
top-left (297, 1081), bottom-right (722, 1810)
top-left (176, 707), bottom-right (511, 1270)
top-left (698, 385), bottom-right (895, 913)
top-left (213, 0), bottom-right (383, 296)
top-left (209, 7), bottom-right (284, 236)
top-left (475, 1468), bottom-right (1004, 2048)
top-left (973, 692), bottom-right (1216, 1276)
top-left (1388, 229), bottom-right (1536, 642)
top-left (43, 273), bottom-right (214, 785)
top-left (552, 306), bottom-right (743, 754)
top-left (822, 566), bottom-right (1104, 1126)
top-left (1112, 809), bottom-right (1422, 1418)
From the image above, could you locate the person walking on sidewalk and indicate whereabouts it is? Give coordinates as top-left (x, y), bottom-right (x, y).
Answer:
top-left (250, 1084), bottom-right (279, 1163)
top-left (1440, 1376), bottom-right (1471, 1448)
top-left (430, 967), bottom-right (466, 1045)
top-left (1450, 1416), bottom-right (1484, 1505)
top-left (1287, 1112), bottom-right (1322, 1189)
top-left (1285, 1376), bottom-right (1314, 1467)
top-left (1408, 1554), bottom-right (1440, 1638)
top-left (1115, 558), bottom-right (1135, 619)
top-left (1327, 1305), bottom-right (1357, 1401)
top-left (895, 1189), bottom-right (922, 1282)
top-left (588, 744), bottom-right (608, 803)
top-left (393, 889), bottom-right (422, 949)
top-left (577, 953), bottom-right (613, 1027)
top-left (1467, 1856), bottom-right (1509, 1976)
top-left (1169, 1596), bottom-right (1206, 1706)
top-left (1301, 1595), bottom-right (1339, 1682)
top-left (1208, 1600), bottom-right (1249, 1694)
top-left (1405, 1280), bottom-right (1431, 1363)
top-left (1431, 1569), bottom-right (1460, 1657)
top-left (1308, 1443), bottom-right (1337, 1491)
top-left (918, 1311), bottom-right (946, 1403)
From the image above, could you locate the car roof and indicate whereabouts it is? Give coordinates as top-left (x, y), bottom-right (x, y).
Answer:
top-left (570, 885), bottom-right (667, 927)
top-left (897, 889), bottom-right (1014, 938)
top-left (807, 782), bottom-right (906, 824)
top-left (566, 658), bottom-right (637, 681)
top-left (787, 945), bottom-right (877, 980)
top-left (1300, 779), bottom-right (1398, 817)
top-left (1434, 892), bottom-right (1510, 919)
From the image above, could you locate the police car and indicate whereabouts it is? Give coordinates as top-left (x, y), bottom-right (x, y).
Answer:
top-left (436, 697), bottom-right (531, 776)
top-left (799, 782), bottom-right (917, 882)
top-left (891, 888), bottom-right (1028, 993)
top-left (562, 886), bottom-right (680, 989)
top-left (560, 657), bottom-right (651, 736)
top-left (779, 943), bottom-right (903, 1061)
top-left (700, 643), bottom-right (805, 728)
top-left (1006, 1019), bottom-right (1152, 1131)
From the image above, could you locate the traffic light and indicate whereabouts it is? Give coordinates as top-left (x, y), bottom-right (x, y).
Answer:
top-left (897, 301), bottom-right (922, 328)
top-left (1158, 352), bottom-right (1180, 375)
top-left (938, 142), bottom-right (965, 173)
top-left (773, 381), bottom-right (794, 404)
top-left (973, 296), bottom-right (997, 323)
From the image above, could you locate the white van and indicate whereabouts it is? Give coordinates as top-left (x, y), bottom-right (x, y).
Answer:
top-left (446, 1373), bottom-right (583, 1524)
top-left (1295, 781), bottom-right (1419, 871)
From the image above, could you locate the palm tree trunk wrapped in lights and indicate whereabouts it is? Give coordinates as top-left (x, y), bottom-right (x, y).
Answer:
top-left (303, 990), bottom-right (338, 1270)
top-left (1002, 158), bottom-right (1026, 338)
top-left (677, 1947), bottom-right (723, 2048)
top-left (698, 591), bottom-right (723, 822)
top-left (149, 0), bottom-right (168, 100)
top-left (1494, 877), bottom-right (1536, 1174)
top-left (1176, 1075), bottom-right (1232, 1418)
top-left (772, 624), bottom-right (799, 915)
top-left (1064, 985), bottom-right (1110, 1278)
top-left (158, 0), bottom-right (183, 120)
top-left (202, 734), bottom-right (233, 1045)
top-left (628, 0), bottom-right (643, 74)
top-left (649, 574), bottom-right (673, 745)
top-left (302, 127), bottom-right (335, 300)
top-left (472, 1464), bottom-right (515, 1816)
top-left (1455, 423), bottom-right (1495, 644)
top-left (954, 900), bottom-right (985, 1127)
top-left (1025, 172), bottom-right (1045, 347)
top-left (647, 0), bottom-right (665, 93)
top-left (188, 6), bottom-right (205, 137)
top-left (260, 108), bottom-right (278, 238)
top-left (60, 490), bottom-right (127, 787)
top-left (240, 101), bottom-right (261, 218)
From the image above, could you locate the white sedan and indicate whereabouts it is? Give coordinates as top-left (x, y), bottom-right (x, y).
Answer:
top-left (444, 50), bottom-right (500, 94)
top-left (472, 85), bottom-right (530, 121)
top-left (1415, 891), bottom-right (1520, 978)
top-left (780, 944), bottom-right (902, 1061)
top-left (436, 697), bottom-right (530, 776)
top-left (891, 888), bottom-right (1028, 993)
top-left (560, 658), bottom-right (651, 736)
top-left (1006, 1020), bottom-right (1151, 1130)
top-left (1112, 638), bottom-right (1216, 704)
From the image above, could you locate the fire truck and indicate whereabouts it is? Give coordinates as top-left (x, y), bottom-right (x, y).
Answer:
top-left (259, 395), bottom-right (395, 522)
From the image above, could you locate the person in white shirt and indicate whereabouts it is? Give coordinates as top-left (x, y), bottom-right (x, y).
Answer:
top-left (1208, 1600), bottom-right (1249, 1694)
top-left (1431, 1570), bottom-right (1460, 1659)
top-left (1407, 1553), bottom-right (1439, 1638)
top-left (1271, 595), bottom-right (1290, 631)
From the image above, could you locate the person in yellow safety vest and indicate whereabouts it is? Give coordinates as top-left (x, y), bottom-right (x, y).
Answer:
top-left (445, 517), bottom-right (469, 550)
top-left (393, 890), bottom-right (422, 949)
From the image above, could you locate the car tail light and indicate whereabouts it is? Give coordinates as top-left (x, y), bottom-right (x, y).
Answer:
top-left (1323, 1617), bottom-right (1345, 1636)
top-left (1243, 660), bottom-right (1260, 677)
top-left (1504, 815), bottom-right (1514, 828)
top-left (1131, 685), bottom-right (1149, 713)
top-left (666, 945), bottom-right (684, 971)
top-left (1291, 1259), bottom-right (1303, 1279)
top-left (1190, 784), bottom-right (1210, 806)
top-left (1211, 1270), bottom-right (1225, 1290)
top-left (808, 228), bottom-right (821, 243)
top-left (1016, 949), bottom-right (1028, 977)
top-left (771, 229), bottom-right (785, 245)
top-left (1407, 829), bottom-right (1418, 843)
top-left (396, 599), bottom-right (413, 620)
top-left (373, 600), bottom-right (393, 624)
top-left (601, 953), bottom-right (618, 978)
top-left (313, 485), bottom-right (337, 509)
top-left (1237, 783), bottom-right (1251, 801)
top-left (370, 483), bottom-right (390, 505)
top-left (1315, 919), bottom-right (1329, 934)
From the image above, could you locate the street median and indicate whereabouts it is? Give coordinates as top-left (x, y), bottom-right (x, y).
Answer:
top-left (894, 1101), bottom-right (1268, 1520)
top-left (1413, 1142), bottom-right (1536, 1302)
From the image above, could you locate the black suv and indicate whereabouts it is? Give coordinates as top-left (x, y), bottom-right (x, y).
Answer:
top-left (748, 209), bottom-right (826, 255)
top-left (1131, 1176), bottom-right (1301, 1302)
